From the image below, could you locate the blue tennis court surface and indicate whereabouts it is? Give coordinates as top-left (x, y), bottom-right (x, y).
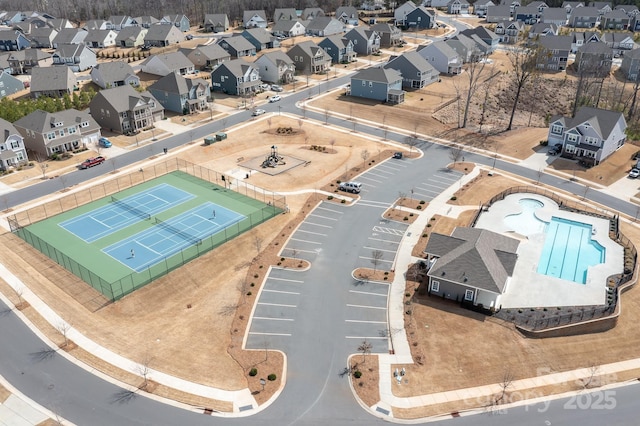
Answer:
top-left (103, 202), bottom-right (246, 272)
top-left (59, 184), bottom-right (195, 242)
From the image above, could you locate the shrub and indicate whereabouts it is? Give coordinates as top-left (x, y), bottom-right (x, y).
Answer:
top-left (268, 373), bottom-right (277, 381)
top-left (353, 371), bottom-right (362, 378)
top-left (246, 291), bottom-right (252, 296)
top-left (254, 274), bottom-right (259, 278)
top-left (422, 233), bottom-right (428, 237)
top-left (250, 283), bottom-right (255, 287)
top-left (281, 257), bottom-right (285, 261)
top-left (403, 216), bottom-right (409, 221)
top-left (249, 368), bottom-right (258, 376)
top-left (419, 200), bottom-right (425, 204)
top-left (341, 199), bottom-right (346, 203)
top-left (426, 223), bottom-right (431, 227)
top-left (328, 195), bottom-right (334, 200)
top-left (416, 205), bottom-right (422, 210)
top-left (450, 196), bottom-right (457, 201)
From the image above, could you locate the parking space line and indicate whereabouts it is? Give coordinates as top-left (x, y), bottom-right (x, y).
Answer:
top-left (363, 246), bottom-right (397, 253)
top-left (372, 226), bottom-right (405, 236)
top-left (316, 206), bottom-right (344, 214)
top-left (368, 237), bottom-right (400, 244)
top-left (304, 221), bottom-right (332, 228)
top-left (282, 247), bottom-right (316, 254)
top-left (263, 289), bottom-right (300, 295)
top-left (295, 229), bottom-right (328, 236)
top-left (359, 176), bottom-right (384, 183)
top-left (415, 187), bottom-right (443, 195)
top-left (346, 304), bottom-right (387, 310)
top-left (290, 238), bottom-right (322, 245)
top-left (249, 332), bottom-right (292, 336)
top-left (359, 256), bottom-right (394, 264)
top-left (258, 302), bottom-right (297, 308)
top-left (345, 320), bottom-right (387, 324)
top-left (431, 177), bottom-right (459, 185)
top-left (344, 336), bottom-right (387, 340)
top-left (309, 213), bottom-right (338, 221)
top-left (368, 169), bottom-right (394, 176)
top-left (357, 202), bottom-right (387, 209)
top-left (254, 317), bottom-right (294, 321)
top-left (349, 290), bottom-right (388, 297)
top-left (268, 277), bottom-right (304, 283)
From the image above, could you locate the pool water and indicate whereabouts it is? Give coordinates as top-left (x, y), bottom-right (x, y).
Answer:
top-left (503, 198), bottom-right (546, 236)
top-left (536, 217), bottom-right (605, 284)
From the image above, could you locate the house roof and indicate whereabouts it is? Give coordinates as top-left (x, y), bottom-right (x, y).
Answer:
top-left (116, 26), bottom-right (146, 42)
top-left (352, 66), bottom-right (402, 84)
top-left (0, 118), bottom-right (19, 142)
top-left (538, 34), bottom-right (572, 50)
top-left (321, 34), bottom-right (351, 49)
top-left (257, 50), bottom-right (294, 67)
top-left (462, 26), bottom-right (499, 42)
top-left (530, 22), bottom-right (558, 34)
top-left (289, 40), bottom-right (326, 58)
top-left (601, 32), bottom-right (634, 43)
top-left (54, 43), bottom-right (93, 58)
top-left (272, 19), bottom-right (305, 32)
top-left (570, 6), bottom-right (600, 18)
top-left (53, 28), bottom-right (86, 44)
top-left (386, 50), bottom-right (436, 74)
top-left (243, 28), bottom-right (273, 43)
top-left (149, 72), bottom-right (189, 94)
top-left (273, 8), bottom-right (298, 21)
top-left (345, 26), bottom-right (378, 41)
top-left (92, 84), bottom-right (160, 113)
top-left (542, 7), bottom-right (568, 20)
top-left (133, 16), bottom-right (160, 26)
top-left (515, 5), bottom-right (540, 15)
top-left (554, 106), bottom-right (624, 140)
top-left (623, 47), bottom-right (640, 60)
top-left (243, 10), bottom-right (267, 24)
top-left (421, 39), bottom-right (461, 59)
top-left (30, 66), bottom-right (75, 92)
top-left (216, 58), bottom-right (257, 78)
top-left (218, 35), bottom-right (255, 52)
top-left (83, 19), bottom-right (106, 30)
top-left (204, 14), bottom-right (228, 26)
top-left (181, 44), bottom-right (230, 61)
top-left (0, 29), bottom-right (24, 41)
top-left (93, 61), bottom-right (136, 81)
top-left (14, 109), bottom-right (97, 135)
top-left (577, 40), bottom-right (612, 54)
top-left (107, 15), bottom-right (131, 26)
top-left (84, 29), bottom-right (114, 43)
top-left (145, 23), bottom-right (179, 40)
top-left (301, 8), bottom-right (325, 20)
top-left (425, 228), bottom-right (520, 294)
top-left (336, 6), bottom-right (359, 19)
top-left (371, 23), bottom-right (400, 34)
top-left (8, 48), bottom-right (51, 62)
top-left (305, 16), bottom-right (342, 31)
top-left (602, 9), bottom-right (629, 19)
top-left (141, 51), bottom-right (192, 70)
top-left (487, 5), bottom-right (512, 16)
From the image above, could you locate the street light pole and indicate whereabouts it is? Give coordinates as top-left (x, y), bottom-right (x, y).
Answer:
top-left (259, 378), bottom-right (266, 392)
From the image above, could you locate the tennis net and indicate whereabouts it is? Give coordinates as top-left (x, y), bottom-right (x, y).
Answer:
top-left (111, 196), bottom-right (151, 220)
top-left (154, 217), bottom-right (202, 245)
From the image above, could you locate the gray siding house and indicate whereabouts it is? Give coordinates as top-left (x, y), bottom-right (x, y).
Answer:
top-left (204, 14), bottom-right (229, 33)
top-left (51, 43), bottom-right (96, 72)
top-left (217, 36), bottom-right (257, 58)
top-left (30, 66), bottom-right (76, 98)
top-left (384, 51), bottom-right (439, 89)
top-left (148, 73), bottom-right (210, 114)
top-left (254, 51), bottom-right (295, 83)
top-left (287, 41), bottom-right (331, 74)
top-left (536, 35), bottom-right (572, 70)
top-left (210, 58), bottom-right (262, 96)
top-left (319, 35), bottom-right (356, 64)
top-left (180, 44), bottom-right (230, 71)
top-left (90, 61), bottom-right (140, 89)
top-left (242, 28), bottom-right (279, 51)
top-left (139, 51), bottom-right (195, 77)
top-left (574, 41), bottom-right (613, 77)
top-left (620, 48), bottom-right (640, 80)
top-left (370, 23), bottom-right (403, 47)
top-left (115, 26), bottom-right (147, 48)
top-left (89, 85), bottom-right (164, 134)
top-left (305, 17), bottom-right (345, 36)
top-left (417, 41), bottom-right (462, 74)
top-left (144, 24), bottom-right (183, 47)
top-left (349, 67), bottom-right (405, 104)
top-left (243, 10), bottom-right (268, 28)
top-left (344, 27), bottom-right (380, 56)
top-left (7, 48), bottom-right (52, 74)
top-left (0, 118), bottom-right (27, 170)
top-left (569, 6), bottom-right (600, 27)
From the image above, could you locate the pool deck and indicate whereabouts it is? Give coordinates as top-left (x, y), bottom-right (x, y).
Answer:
top-left (475, 193), bottom-right (623, 309)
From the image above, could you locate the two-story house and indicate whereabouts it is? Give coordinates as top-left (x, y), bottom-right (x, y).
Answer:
top-left (209, 58), bottom-right (262, 96)
top-left (395, 1), bottom-right (417, 26)
top-left (305, 17), bottom-right (345, 36)
top-left (0, 118), bottom-right (27, 170)
top-left (254, 50), bottom-right (296, 83)
top-left (139, 51), bottom-right (195, 77)
top-left (600, 9), bottom-right (630, 30)
top-left (287, 40), bottom-right (331, 74)
top-left (536, 35), bottom-right (572, 70)
top-left (90, 61), bottom-right (140, 89)
top-left (242, 28), bottom-right (279, 51)
top-left (301, 8), bottom-right (325, 21)
top-left (448, 0), bottom-right (470, 15)
top-left (620, 48), bottom-right (640, 80)
top-left (574, 41), bottom-right (613, 76)
top-left (7, 48), bottom-right (52, 74)
top-left (370, 23), bottom-right (403, 47)
top-left (148, 73), bottom-right (210, 114)
top-left (0, 30), bottom-right (30, 51)
top-left (569, 6), bottom-right (599, 27)
top-left (14, 108), bottom-right (101, 157)
top-left (461, 26), bottom-right (499, 52)
top-left (547, 106), bottom-right (626, 166)
top-left (319, 35), bottom-right (357, 64)
top-left (475, 0), bottom-right (496, 17)
top-left (89, 85), bottom-right (164, 134)
top-left (541, 7), bottom-right (568, 26)
top-left (204, 14), bottom-right (229, 33)
top-left (161, 14), bottom-right (190, 32)
top-left (486, 5), bottom-right (511, 23)
top-left (180, 44), bottom-right (230, 71)
top-left (494, 20), bottom-right (525, 44)
top-left (217, 36), bottom-right (257, 58)
top-left (384, 51), bottom-right (439, 89)
top-left (28, 27), bottom-right (57, 48)
top-left (514, 6), bottom-right (540, 24)
top-left (271, 20), bottom-right (307, 38)
top-left (243, 10), bottom-right (268, 28)
top-left (0, 69), bottom-right (25, 98)
top-left (273, 8), bottom-right (298, 22)
top-left (529, 22), bottom-right (559, 38)
top-left (336, 6), bottom-right (359, 26)
top-left (144, 24), bottom-right (183, 47)
top-left (106, 15), bottom-right (134, 30)
top-left (344, 27), bottom-right (380, 56)
top-left (84, 29), bottom-right (117, 49)
top-left (417, 40), bottom-right (462, 74)
top-left (52, 44), bottom-right (96, 72)
top-left (349, 67), bottom-right (405, 104)
top-left (52, 28), bottom-right (87, 48)
top-left (405, 6), bottom-right (436, 29)
top-left (115, 26), bottom-right (147, 48)
top-left (601, 32), bottom-right (636, 56)
top-left (30, 66), bottom-right (76, 98)
top-left (131, 16), bottom-right (159, 28)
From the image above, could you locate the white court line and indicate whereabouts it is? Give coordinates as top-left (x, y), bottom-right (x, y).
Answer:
top-left (349, 290), bottom-right (388, 297)
top-left (267, 277), bottom-right (304, 283)
top-left (346, 304), bottom-right (386, 310)
top-left (363, 246), bottom-right (397, 253)
top-left (303, 221), bottom-right (332, 228)
top-left (258, 302), bottom-right (297, 308)
top-left (249, 332), bottom-right (291, 336)
top-left (263, 289), bottom-right (300, 295)
top-left (317, 206), bottom-right (344, 214)
top-left (359, 256), bottom-right (393, 264)
top-left (295, 229), bottom-right (327, 237)
top-left (253, 317), bottom-right (294, 321)
top-left (309, 213), bottom-right (338, 221)
top-left (345, 319), bottom-right (387, 324)
top-left (368, 237), bottom-right (400, 244)
top-left (290, 238), bottom-right (322, 245)
top-left (344, 336), bottom-right (387, 340)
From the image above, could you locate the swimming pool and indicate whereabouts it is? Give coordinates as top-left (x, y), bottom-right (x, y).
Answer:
top-left (503, 198), bottom-right (546, 236)
top-left (536, 217), bottom-right (605, 284)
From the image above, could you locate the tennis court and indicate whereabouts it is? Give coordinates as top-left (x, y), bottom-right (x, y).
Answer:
top-left (103, 202), bottom-right (244, 272)
top-left (59, 183), bottom-right (194, 242)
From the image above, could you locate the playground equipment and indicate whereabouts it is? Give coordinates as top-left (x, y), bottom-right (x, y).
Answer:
top-left (262, 145), bottom-right (286, 168)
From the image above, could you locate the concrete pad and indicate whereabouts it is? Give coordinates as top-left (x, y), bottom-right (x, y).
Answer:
top-left (0, 395), bottom-right (48, 425)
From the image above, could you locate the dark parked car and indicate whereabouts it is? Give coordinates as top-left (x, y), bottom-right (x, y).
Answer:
top-left (548, 143), bottom-right (563, 155)
top-left (393, 152), bottom-right (403, 159)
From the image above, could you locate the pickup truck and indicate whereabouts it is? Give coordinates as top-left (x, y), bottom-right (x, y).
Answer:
top-left (80, 156), bottom-right (105, 169)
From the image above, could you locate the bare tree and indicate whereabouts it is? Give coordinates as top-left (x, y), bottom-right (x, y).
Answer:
top-left (56, 321), bottom-right (71, 347)
top-left (582, 364), bottom-right (600, 389)
top-left (254, 236), bottom-right (263, 255)
top-left (14, 286), bottom-right (24, 307)
top-left (494, 369), bottom-right (514, 405)
top-left (38, 161), bottom-right (48, 180)
top-left (357, 340), bottom-right (373, 363)
top-left (135, 354), bottom-right (153, 391)
top-left (405, 135), bottom-right (418, 154)
top-left (461, 49), bottom-right (489, 128)
top-left (237, 279), bottom-right (250, 305)
top-left (505, 46), bottom-right (538, 131)
top-left (329, 138), bottom-right (336, 151)
top-left (628, 79), bottom-right (640, 121)
top-left (361, 149), bottom-right (370, 167)
top-left (324, 107), bottom-right (329, 124)
top-left (449, 146), bottom-right (464, 164)
top-left (222, 118), bottom-right (228, 131)
top-left (371, 249), bottom-right (384, 272)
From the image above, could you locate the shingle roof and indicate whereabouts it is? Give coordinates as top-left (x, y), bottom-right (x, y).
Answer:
top-left (93, 84), bottom-right (160, 113)
top-left (562, 106), bottom-right (624, 140)
top-left (14, 109), bottom-right (98, 135)
top-left (141, 51), bottom-right (192, 70)
top-left (30, 66), bottom-right (75, 92)
top-left (352, 66), bottom-right (402, 84)
top-left (93, 61), bottom-right (136, 81)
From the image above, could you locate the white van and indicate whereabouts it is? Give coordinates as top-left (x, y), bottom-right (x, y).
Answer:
top-left (339, 181), bottom-right (362, 193)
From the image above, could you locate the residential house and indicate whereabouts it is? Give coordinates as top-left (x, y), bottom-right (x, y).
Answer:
top-left (29, 27), bottom-right (57, 48)
top-left (305, 17), bottom-right (345, 37)
top-left (161, 14), bottom-right (190, 32)
top-left (349, 67), bottom-right (405, 104)
top-left (271, 19), bottom-right (306, 38)
top-left (424, 227), bottom-right (520, 309)
top-left (0, 30), bottom-right (30, 51)
top-left (475, 0), bottom-right (495, 17)
top-left (620, 48), bottom-right (640, 80)
top-left (115, 26), bottom-right (147, 48)
top-left (52, 28), bottom-right (87, 48)
top-left (0, 53), bottom-right (11, 74)
top-left (106, 15), bottom-right (134, 31)
top-left (570, 30), bottom-right (600, 52)
top-left (563, 1), bottom-right (585, 16)
top-left (384, 51), bottom-right (439, 89)
top-left (148, 73), bottom-right (210, 114)
top-left (361, 0), bottom-right (385, 10)
top-left (574, 41), bottom-right (613, 77)
top-left (90, 61), bottom-right (140, 89)
top-left (529, 22), bottom-right (559, 38)
top-left (344, 27), bottom-right (380, 55)
top-left (485, 5), bottom-right (511, 23)
top-left (242, 28), bottom-right (279, 51)
top-left (417, 40), bottom-right (462, 74)
top-left (52, 44), bottom-right (96, 72)
top-left (514, 6), bottom-right (540, 24)
top-left (541, 7), bottom-right (567, 25)
top-left (254, 50), bottom-right (296, 83)
top-left (569, 6), bottom-right (599, 27)
top-left (0, 69), bottom-right (25, 97)
top-left (600, 9), bottom-right (630, 30)
top-left (536, 35), bottom-right (572, 70)
top-left (370, 23), bottom-right (403, 47)
top-left (601, 32), bottom-right (635, 56)
top-left (30, 66), bottom-right (76, 98)
top-left (139, 51), bottom-right (194, 76)
top-left (1, 12), bottom-right (25, 26)
top-left (89, 85), bottom-right (164, 134)
top-left (547, 106), bottom-right (626, 166)
top-left (7, 48), bottom-right (52, 74)
top-left (180, 44), bottom-right (230, 70)
top-left (46, 18), bottom-right (73, 31)
top-left (131, 16), bottom-right (160, 28)
top-left (504, 0), bottom-right (522, 14)
top-left (203, 14), bottom-right (229, 33)
top-left (0, 118), bottom-right (27, 170)
top-left (217, 36), bottom-right (257, 58)
top-left (319, 35), bottom-right (357, 64)
top-left (444, 34), bottom-right (480, 63)
top-left (287, 40), bottom-right (331, 74)
top-left (273, 8), bottom-right (298, 21)
top-left (589, 1), bottom-right (612, 16)
top-left (243, 10), bottom-right (268, 29)
top-left (429, 0), bottom-right (452, 8)
top-left (14, 108), bottom-right (101, 157)
top-left (144, 24), bottom-right (183, 47)
top-left (448, 0), bottom-right (470, 15)
top-left (529, 1), bottom-right (549, 13)
top-left (301, 8), bottom-right (325, 21)
top-left (461, 26), bottom-right (499, 52)
top-left (405, 7), bottom-right (436, 29)
top-left (336, 6), bottom-right (359, 26)
top-left (84, 29), bottom-right (117, 49)
top-left (209, 58), bottom-right (262, 96)
top-left (494, 20), bottom-right (524, 43)
top-left (83, 19), bottom-right (108, 31)
top-left (614, 4), bottom-right (639, 16)
top-left (395, 1), bottom-right (417, 26)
